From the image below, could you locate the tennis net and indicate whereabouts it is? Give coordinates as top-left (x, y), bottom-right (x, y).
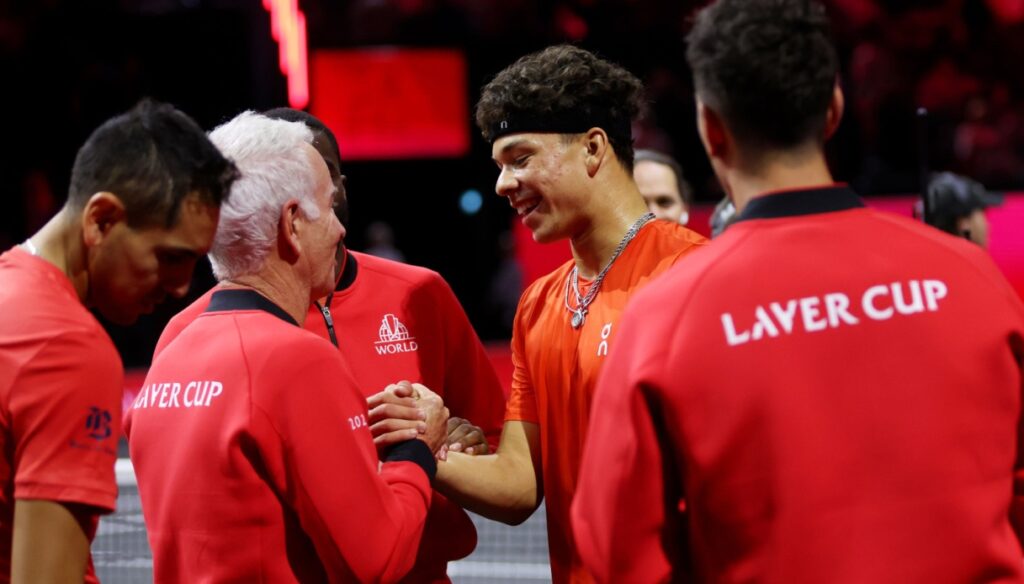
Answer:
top-left (93, 456), bottom-right (552, 583)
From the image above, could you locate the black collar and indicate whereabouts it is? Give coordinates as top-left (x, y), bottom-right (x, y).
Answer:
top-left (335, 250), bottom-right (359, 292)
top-left (736, 185), bottom-right (865, 222)
top-left (205, 289), bottom-right (298, 327)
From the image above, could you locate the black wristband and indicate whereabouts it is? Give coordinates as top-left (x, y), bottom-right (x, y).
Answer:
top-left (385, 440), bottom-right (437, 482)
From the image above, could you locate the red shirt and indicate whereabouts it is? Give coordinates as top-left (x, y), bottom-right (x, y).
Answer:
top-left (505, 220), bottom-right (707, 584)
top-left (126, 289), bottom-right (433, 583)
top-left (0, 247), bottom-right (121, 584)
top-left (574, 186), bottom-right (1024, 583)
top-left (154, 251), bottom-right (505, 582)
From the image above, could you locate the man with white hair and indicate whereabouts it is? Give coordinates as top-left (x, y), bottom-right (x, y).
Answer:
top-left (125, 111), bottom-right (449, 583)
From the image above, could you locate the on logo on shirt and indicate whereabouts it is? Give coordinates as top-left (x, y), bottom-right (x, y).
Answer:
top-left (597, 323), bottom-right (612, 357)
top-left (375, 314), bottom-right (418, 355)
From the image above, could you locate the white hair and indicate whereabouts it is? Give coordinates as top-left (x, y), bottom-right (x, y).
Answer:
top-left (206, 111), bottom-right (322, 281)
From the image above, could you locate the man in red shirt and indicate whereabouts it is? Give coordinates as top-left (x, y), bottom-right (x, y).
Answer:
top-left (573, 1), bottom-right (1024, 582)
top-left (0, 100), bottom-right (236, 583)
top-left (153, 108), bottom-right (506, 582)
top-left (126, 111), bottom-right (450, 582)
top-left (423, 45), bottom-right (705, 583)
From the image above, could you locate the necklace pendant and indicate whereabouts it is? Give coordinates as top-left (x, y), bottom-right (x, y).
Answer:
top-left (571, 309), bottom-right (585, 329)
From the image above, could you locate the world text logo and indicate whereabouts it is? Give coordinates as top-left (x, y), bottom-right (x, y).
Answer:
top-left (376, 314), bottom-right (418, 355)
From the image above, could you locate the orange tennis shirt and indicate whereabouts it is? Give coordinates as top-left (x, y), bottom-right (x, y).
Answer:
top-left (505, 220), bottom-right (706, 583)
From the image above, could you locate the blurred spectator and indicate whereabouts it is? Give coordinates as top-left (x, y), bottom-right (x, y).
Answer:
top-left (633, 149), bottom-right (692, 225)
top-left (954, 85), bottom-right (1024, 185)
top-left (487, 230), bottom-right (523, 337)
top-left (920, 170), bottom-right (1004, 248)
top-left (364, 220), bottom-right (406, 262)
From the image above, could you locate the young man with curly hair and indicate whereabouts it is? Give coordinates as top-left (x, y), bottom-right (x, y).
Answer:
top-left (427, 45), bottom-right (706, 583)
top-left (573, 1), bottom-right (1024, 581)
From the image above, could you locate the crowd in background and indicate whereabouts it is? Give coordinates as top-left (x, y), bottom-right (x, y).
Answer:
top-left (1, 0), bottom-right (1022, 347)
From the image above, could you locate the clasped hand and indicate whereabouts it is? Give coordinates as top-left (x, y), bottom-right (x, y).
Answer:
top-left (367, 381), bottom-right (489, 460)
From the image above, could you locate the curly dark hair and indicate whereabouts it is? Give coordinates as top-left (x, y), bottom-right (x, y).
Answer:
top-left (475, 45), bottom-right (645, 170)
top-left (68, 99), bottom-right (238, 228)
top-left (686, 0), bottom-right (838, 150)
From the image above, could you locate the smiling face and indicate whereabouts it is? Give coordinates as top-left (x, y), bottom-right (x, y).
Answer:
top-left (633, 160), bottom-right (686, 223)
top-left (88, 194), bottom-right (219, 324)
top-left (491, 132), bottom-right (590, 244)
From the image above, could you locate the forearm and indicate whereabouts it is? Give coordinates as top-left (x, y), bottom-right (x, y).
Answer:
top-left (12, 500), bottom-right (90, 584)
top-left (435, 421), bottom-right (541, 525)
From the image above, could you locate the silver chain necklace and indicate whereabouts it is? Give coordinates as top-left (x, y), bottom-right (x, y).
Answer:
top-left (23, 239), bottom-right (39, 256)
top-left (563, 212), bottom-right (655, 329)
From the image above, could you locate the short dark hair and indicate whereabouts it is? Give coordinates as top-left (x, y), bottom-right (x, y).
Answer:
top-left (68, 99), bottom-right (238, 228)
top-left (475, 45), bottom-right (645, 171)
top-left (263, 107), bottom-right (341, 163)
top-left (634, 149), bottom-right (693, 206)
top-left (686, 0), bottom-right (838, 150)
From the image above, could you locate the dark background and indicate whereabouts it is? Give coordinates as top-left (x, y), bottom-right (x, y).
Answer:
top-left (2, 0), bottom-right (1023, 364)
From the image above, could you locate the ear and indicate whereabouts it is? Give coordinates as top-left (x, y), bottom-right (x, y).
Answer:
top-left (824, 80), bottom-right (845, 140)
top-left (697, 99), bottom-right (729, 162)
top-left (81, 192), bottom-right (127, 247)
top-left (278, 199), bottom-right (303, 263)
top-left (582, 128), bottom-right (611, 177)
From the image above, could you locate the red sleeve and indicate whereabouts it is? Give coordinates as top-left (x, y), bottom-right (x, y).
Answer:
top-left (571, 304), bottom-right (681, 583)
top-left (504, 293), bottom-right (539, 424)
top-left (1000, 284), bottom-right (1024, 543)
top-left (427, 276), bottom-right (506, 449)
top-left (1013, 333), bottom-right (1024, 545)
top-left (964, 247), bottom-right (1024, 546)
top-left (10, 329), bottom-right (121, 512)
top-left (252, 340), bottom-right (431, 583)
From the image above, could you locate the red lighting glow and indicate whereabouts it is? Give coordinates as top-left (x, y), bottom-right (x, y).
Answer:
top-left (310, 48), bottom-right (469, 159)
top-left (262, 0), bottom-right (309, 109)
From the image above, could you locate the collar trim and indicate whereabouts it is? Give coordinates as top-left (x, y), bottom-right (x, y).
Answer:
top-left (335, 250), bottom-right (359, 292)
top-left (205, 289), bottom-right (298, 327)
top-left (736, 185), bottom-right (864, 222)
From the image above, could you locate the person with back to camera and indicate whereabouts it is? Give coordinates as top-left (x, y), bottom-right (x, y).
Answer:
top-left (573, 1), bottom-right (1024, 581)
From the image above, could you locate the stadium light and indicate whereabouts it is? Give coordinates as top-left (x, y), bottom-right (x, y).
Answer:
top-left (263, 0), bottom-right (309, 109)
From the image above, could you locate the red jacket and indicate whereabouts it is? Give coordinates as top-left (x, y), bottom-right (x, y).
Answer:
top-left (127, 289), bottom-right (435, 583)
top-left (574, 186), bottom-right (1024, 583)
top-left (154, 251), bottom-right (505, 582)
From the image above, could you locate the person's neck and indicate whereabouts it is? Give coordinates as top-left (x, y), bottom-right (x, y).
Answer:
top-left (569, 178), bottom-right (651, 280)
top-left (225, 266), bottom-right (311, 327)
top-left (726, 152), bottom-right (835, 213)
top-left (26, 207), bottom-right (90, 302)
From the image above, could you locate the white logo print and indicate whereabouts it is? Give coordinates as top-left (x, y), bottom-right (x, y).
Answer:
top-left (375, 314), bottom-right (419, 355)
top-left (597, 323), bottom-right (612, 357)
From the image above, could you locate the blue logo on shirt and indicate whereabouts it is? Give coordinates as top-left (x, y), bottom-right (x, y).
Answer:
top-left (85, 407), bottom-right (112, 440)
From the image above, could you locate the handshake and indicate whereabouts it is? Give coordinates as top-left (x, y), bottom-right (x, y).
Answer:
top-left (367, 380), bottom-right (490, 461)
